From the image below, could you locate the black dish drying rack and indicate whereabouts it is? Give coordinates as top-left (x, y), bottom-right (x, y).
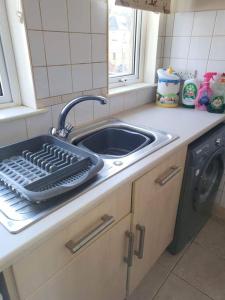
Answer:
top-left (0, 135), bottom-right (103, 203)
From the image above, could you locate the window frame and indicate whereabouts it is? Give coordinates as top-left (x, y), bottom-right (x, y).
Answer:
top-left (108, 6), bottom-right (146, 89)
top-left (0, 0), bottom-right (21, 108)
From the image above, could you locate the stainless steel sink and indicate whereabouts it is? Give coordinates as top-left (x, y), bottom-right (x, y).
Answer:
top-left (74, 126), bottom-right (155, 158)
top-left (0, 119), bottom-right (178, 233)
top-left (70, 119), bottom-right (179, 183)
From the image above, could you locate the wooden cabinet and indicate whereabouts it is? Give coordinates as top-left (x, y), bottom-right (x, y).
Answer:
top-left (25, 215), bottom-right (131, 300)
top-left (13, 183), bottom-right (131, 300)
top-left (11, 147), bottom-right (188, 299)
top-left (129, 147), bottom-right (187, 293)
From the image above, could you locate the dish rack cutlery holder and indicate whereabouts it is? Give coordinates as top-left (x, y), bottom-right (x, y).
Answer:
top-left (0, 135), bottom-right (103, 203)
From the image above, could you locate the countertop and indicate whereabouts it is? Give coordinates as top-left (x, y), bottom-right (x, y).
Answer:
top-left (1, 104), bottom-right (225, 272)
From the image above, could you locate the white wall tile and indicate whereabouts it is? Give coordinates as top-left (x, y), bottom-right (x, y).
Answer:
top-left (192, 11), bottom-right (216, 36)
top-left (23, 0), bottom-right (42, 30)
top-left (68, 0), bottom-right (91, 33)
top-left (214, 11), bottom-right (225, 35)
top-left (189, 37), bottom-right (211, 60)
top-left (157, 37), bottom-right (164, 58)
top-left (158, 14), bottom-right (166, 37)
top-left (171, 37), bottom-right (190, 59)
top-left (163, 58), bottom-right (170, 68)
top-left (210, 37), bottom-right (225, 60)
top-left (26, 110), bottom-right (52, 138)
top-left (91, 0), bottom-right (107, 34)
top-left (93, 100), bottom-right (109, 121)
top-left (164, 37), bottom-right (172, 58)
top-left (173, 13), bottom-right (194, 36)
top-left (93, 62), bottom-right (107, 88)
top-left (207, 60), bottom-right (225, 73)
top-left (40, 0), bottom-right (68, 31)
top-left (28, 30), bottom-right (46, 66)
top-left (137, 86), bottom-right (156, 105)
top-left (70, 34), bottom-right (92, 64)
top-left (44, 32), bottom-right (70, 66)
top-left (61, 92), bottom-right (82, 103)
top-left (74, 101), bottom-right (94, 126)
top-left (72, 64), bottom-right (93, 92)
top-left (0, 119), bottom-right (27, 147)
top-left (33, 67), bottom-right (50, 99)
top-left (51, 103), bottom-right (75, 128)
top-left (165, 13), bottom-right (174, 36)
top-left (109, 95), bottom-right (124, 115)
top-left (124, 91), bottom-right (138, 110)
top-left (186, 60), bottom-right (207, 80)
top-left (170, 58), bottom-right (187, 72)
top-left (92, 34), bottom-right (107, 62)
top-left (48, 66), bottom-right (73, 96)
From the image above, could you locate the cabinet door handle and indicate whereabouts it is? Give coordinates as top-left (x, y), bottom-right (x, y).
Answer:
top-left (65, 214), bottom-right (115, 254)
top-left (155, 166), bottom-right (181, 186)
top-left (124, 231), bottom-right (134, 267)
top-left (134, 224), bottom-right (146, 259)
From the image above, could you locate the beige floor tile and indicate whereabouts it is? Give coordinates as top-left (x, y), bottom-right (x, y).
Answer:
top-left (173, 242), bottom-right (225, 300)
top-left (128, 262), bottom-right (170, 300)
top-left (195, 217), bottom-right (225, 259)
top-left (154, 274), bottom-right (211, 300)
top-left (158, 243), bottom-right (191, 271)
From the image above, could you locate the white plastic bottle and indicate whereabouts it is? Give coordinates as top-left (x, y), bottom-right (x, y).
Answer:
top-left (182, 75), bottom-right (199, 108)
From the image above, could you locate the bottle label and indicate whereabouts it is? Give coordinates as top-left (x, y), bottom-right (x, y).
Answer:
top-left (209, 95), bottom-right (225, 112)
top-left (182, 83), bottom-right (198, 105)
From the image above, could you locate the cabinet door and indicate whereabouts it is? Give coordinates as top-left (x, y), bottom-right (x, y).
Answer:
top-left (129, 147), bottom-right (187, 293)
top-left (26, 215), bottom-right (131, 300)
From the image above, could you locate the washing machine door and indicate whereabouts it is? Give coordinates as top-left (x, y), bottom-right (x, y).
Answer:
top-left (194, 147), bottom-right (225, 213)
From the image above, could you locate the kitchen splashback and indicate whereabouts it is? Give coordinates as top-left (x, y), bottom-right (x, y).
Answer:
top-left (161, 10), bottom-right (225, 79)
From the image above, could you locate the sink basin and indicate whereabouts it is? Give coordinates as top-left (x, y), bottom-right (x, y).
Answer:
top-left (74, 127), bottom-right (155, 157)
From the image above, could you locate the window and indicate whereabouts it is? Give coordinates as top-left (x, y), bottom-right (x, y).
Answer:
top-left (108, 0), bottom-right (144, 87)
top-left (0, 0), bottom-right (20, 107)
top-left (0, 39), bottom-right (12, 104)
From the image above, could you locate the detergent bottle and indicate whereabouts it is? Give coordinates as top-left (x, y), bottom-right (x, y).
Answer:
top-left (182, 72), bottom-right (199, 108)
top-left (156, 67), bottom-right (181, 108)
top-left (207, 73), bottom-right (225, 114)
top-left (195, 72), bottom-right (217, 111)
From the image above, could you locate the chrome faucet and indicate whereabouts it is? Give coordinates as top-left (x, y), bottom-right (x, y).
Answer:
top-left (50, 95), bottom-right (107, 139)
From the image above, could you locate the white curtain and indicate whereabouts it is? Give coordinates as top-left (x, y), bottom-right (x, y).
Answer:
top-left (115, 0), bottom-right (171, 13)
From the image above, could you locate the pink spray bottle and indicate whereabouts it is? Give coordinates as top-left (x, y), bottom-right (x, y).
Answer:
top-left (195, 72), bottom-right (217, 110)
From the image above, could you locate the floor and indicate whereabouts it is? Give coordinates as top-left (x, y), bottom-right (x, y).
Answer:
top-left (128, 216), bottom-right (225, 300)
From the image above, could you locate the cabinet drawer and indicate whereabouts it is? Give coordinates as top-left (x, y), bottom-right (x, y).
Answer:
top-left (26, 215), bottom-right (131, 300)
top-left (13, 183), bottom-right (131, 300)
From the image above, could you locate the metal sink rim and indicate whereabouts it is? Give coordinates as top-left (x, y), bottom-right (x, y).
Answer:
top-left (73, 125), bottom-right (156, 158)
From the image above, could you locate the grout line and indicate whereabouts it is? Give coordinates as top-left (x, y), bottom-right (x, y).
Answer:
top-left (172, 273), bottom-right (215, 300)
top-left (186, 11), bottom-right (195, 66)
top-left (152, 242), bottom-right (193, 300)
top-left (38, 0), bottom-right (51, 99)
top-left (206, 11), bottom-right (218, 71)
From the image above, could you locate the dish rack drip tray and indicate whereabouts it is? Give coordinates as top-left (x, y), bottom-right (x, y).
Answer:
top-left (0, 135), bottom-right (103, 203)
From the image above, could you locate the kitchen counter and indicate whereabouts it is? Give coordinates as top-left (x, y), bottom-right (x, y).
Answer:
top-left (1, 104), bottom-right (225, 271)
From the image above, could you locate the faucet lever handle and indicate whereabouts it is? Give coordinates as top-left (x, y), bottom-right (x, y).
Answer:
top-left (64, 123), bottom-right (73, 135)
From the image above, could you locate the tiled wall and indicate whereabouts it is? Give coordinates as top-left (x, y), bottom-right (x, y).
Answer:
top-left (162, 10), bottom-right (225, 79)
top-left (23, 0), bottom-right (108, 105)
top-left (0, 0), bottom-right (156, 146)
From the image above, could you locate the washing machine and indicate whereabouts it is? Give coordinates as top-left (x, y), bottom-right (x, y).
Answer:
top-left (168, 123), bottom-right (225, 254)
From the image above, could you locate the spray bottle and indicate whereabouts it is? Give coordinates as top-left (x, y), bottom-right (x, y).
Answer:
top-left (195, 72), bottom-right (217, 111)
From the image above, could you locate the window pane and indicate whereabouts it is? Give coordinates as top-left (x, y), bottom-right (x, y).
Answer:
top-left (109, 0), bottom-right (137, 78)
top-left (0, 39), bottom-right (12, 104)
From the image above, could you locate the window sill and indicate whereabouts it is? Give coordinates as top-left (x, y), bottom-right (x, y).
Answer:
top-left (0, 105), bottom-right (48, 122)
top-left (108, 82), bottom-right (156, 97)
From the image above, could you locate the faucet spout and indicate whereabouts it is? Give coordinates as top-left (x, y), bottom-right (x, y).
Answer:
top-left (50, 95), bottom-right (107, 139)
